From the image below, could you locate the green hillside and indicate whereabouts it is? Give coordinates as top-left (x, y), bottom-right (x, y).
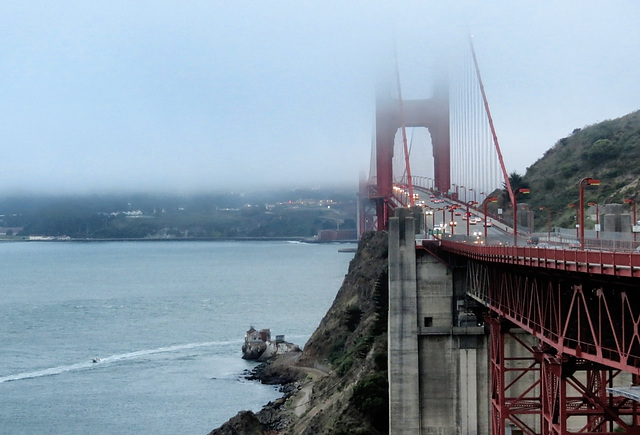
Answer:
top-left (519, 110), bottom-right (640, 230)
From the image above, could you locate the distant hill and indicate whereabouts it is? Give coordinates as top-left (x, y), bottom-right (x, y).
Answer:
top-left (520, 110), bottom-right (640, 229)
top-left (0, 188), bottom-right (357, 240)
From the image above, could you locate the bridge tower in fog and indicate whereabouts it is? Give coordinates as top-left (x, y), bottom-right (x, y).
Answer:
top-left (371, 74), bottom-right (450, 231)
top-left (359, 39), bottom-right (509, 236)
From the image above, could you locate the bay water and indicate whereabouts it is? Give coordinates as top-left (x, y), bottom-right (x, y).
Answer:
top-left (0, 240), bottom-right (352, 434)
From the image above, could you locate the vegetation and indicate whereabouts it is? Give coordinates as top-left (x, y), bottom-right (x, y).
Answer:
top-left (350, 371), bottom-right (389, 431)
top-left (291, 231), bottom-right (390, 434)
top-left (502, 110), bottom-right (640, 230)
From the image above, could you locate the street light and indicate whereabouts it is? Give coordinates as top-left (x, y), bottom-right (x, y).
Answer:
top-left (588, 202), bottom-right (599, 240)
top-left (449, 205), bottom-right (457, 235)
top-left (466, 200), bottom-right (478, 237)
top-left (513, 187), bottom-right (530, 246)
top-left (433, 207), bottom-right (443, 236)
top-left (579, 177), bottom-right (600, 246)
top-left (424, 207), bottom-right (434, 235)
top-left (539, 206), bottom-right (551, 241)
top-left (484, 196), bottom-right (498, 238)
top-left (442, 206), bottom-right (448, 227)
top-left (625, 198), bottom-right (637, 243)
top-left (460, 185), bottom-right (467, 203)
top-left (469, 188), bottom-right (476, 203)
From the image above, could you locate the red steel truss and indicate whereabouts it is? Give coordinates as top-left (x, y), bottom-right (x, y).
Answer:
top-left (422, 239), bottom-right (640, 433)
top-left (488, 316), bottom-right (640, 434)
top-left (439, 241), bottom-right (640, 373)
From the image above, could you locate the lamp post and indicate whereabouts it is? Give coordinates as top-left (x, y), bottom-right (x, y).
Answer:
top-left (469, 188), bottom-right (476, 203)
top-left (452, 183), bottom-right (458, 200)
top-left (466, 201), bottom-right (478, 237)
top-left (540, 206), bottom-right (551, 241)
top-left (424, 207), bottom-right (433, 234)
top-left (460, 185), bottom-right (467, 203)
top-left (434, 207), bottom-right (443, 236)
top-left (429, 210), bottom-right (435, 233)
top-left (588, 202), bottom-right (599, 240)
top-left (425, 208), bottom-right (436, 235)
top-left (484, 196), bottom-right (498, 238)
top-left (442, 206), bottom-right (448, 227)
top-left (579, 177), bottom-right (600, 246)
top-left (625, 198), bottom-right (637, 243)
top-left (449, 206), bottom-right (457, 235)
top-left (513, 187), bottom-right (530, 246)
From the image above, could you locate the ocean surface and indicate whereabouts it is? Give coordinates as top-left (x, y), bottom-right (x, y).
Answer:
top-left (0, 240), bottom-right (353, 434)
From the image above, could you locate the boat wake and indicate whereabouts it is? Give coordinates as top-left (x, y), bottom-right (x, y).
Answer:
top-left (0, 340), bottom-right (240, 383)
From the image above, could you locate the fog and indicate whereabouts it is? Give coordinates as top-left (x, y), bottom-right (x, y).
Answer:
top-left (0, 1), bottom-right (638, 195)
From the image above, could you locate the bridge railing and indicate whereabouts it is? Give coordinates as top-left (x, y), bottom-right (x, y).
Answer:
top-left (429, 239), bottom-right (640, 278)
top-left (423, 238), bottom-right (640, 373)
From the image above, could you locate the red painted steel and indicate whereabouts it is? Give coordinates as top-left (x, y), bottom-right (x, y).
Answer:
top-left (436, 241), bottom-right (640, 278)
top-left (446, 240), bottom-right (640, 374)
top-left (394, 48), bottom-right (415, 207)
top-left (372, 82), bottom-right (450, 230)
top-left (489, 317), bottom-right (542, 435)
top-left (422, 239), bottom-right (640, 433)
top-left (486, 306), bottom-right (640, 433)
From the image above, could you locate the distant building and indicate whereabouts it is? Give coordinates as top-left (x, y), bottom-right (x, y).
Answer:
top-left (0, 227), bottom-right (22, 236)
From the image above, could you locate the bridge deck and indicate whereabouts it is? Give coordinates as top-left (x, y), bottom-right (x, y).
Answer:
top-left (425, 239), bottom-right (640, 278)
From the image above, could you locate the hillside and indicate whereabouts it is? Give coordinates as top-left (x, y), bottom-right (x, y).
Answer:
top-left (520, 110), bottom-right (640, 229)
top-left (0, 189), bottom-right (357, 240)
top-left (209, 231), bottom-right (389, 434)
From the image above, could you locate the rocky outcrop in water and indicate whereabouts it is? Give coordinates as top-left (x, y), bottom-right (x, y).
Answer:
top-left (241, 327), bottom-right (301, 361)
top-left (209, 231), bottom-right (390, 434)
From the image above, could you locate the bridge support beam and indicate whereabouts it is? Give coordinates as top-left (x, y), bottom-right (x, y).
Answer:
top-left (389, 209), bottom-right (490, 434)
top-left (388, 209), bottom-right (421, 434)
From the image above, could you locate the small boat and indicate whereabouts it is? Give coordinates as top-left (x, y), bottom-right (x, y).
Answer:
top-left (92, 358), bottom-right (101, 363)
top-left (338, 247), bottom-right (357, 253)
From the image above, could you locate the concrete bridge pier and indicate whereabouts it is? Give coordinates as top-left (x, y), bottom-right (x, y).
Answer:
top-left (389, 210), bottom-right (490, 434)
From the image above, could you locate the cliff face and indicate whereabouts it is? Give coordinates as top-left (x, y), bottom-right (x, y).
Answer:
top-left (208, 230), bottom-right (390, 435)
top-left (289, 230), bottom-right (389, 434)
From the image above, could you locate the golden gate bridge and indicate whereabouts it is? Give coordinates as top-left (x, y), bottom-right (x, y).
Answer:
top-left (362, 36), bottom-right (640, 434)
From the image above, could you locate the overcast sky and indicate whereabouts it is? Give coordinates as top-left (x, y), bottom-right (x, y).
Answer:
top-left (1, 1), bottom-right (638, 195)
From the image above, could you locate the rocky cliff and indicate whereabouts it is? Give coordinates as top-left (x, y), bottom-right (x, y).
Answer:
top-left (208, 230), bottom-right (389, 434)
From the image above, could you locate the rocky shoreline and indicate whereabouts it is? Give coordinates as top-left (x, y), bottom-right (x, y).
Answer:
top-left (207, 231), bottom-right (390, 435)
top-left (208, 353), bottom-right (307, 435)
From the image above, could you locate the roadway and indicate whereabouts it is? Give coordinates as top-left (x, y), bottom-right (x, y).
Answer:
top-left (408, 186), bottom-right (511, 245)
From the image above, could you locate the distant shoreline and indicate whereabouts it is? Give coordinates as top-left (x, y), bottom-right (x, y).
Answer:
top-left (0, 236), bottom-right (359, 243)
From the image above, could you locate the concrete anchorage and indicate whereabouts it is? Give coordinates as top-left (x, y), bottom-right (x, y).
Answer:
top-left (388, 208), bottom-right (490, 434)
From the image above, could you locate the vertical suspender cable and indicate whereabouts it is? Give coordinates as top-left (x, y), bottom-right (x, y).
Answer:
top-left (469, 35), bottom-right (516, 242)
